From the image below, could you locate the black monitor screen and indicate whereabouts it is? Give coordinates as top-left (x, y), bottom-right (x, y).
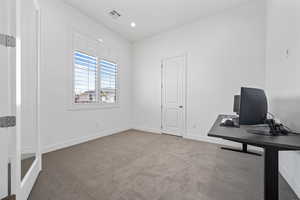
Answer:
top-left (233, 95), bottom-right (240, 114)
top-left (239, 87), bottom-right (268, 125)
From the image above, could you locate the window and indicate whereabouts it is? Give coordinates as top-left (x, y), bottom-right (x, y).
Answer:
top-left (74, 51), bottom-right (98, 104)
top-left (100, 60), bottom-right (117, 104)
top-left (73, 51), bottom-right (118, 105)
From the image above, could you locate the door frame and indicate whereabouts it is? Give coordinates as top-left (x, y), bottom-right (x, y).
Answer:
top-left (12, 0), bottom-right (42, 199)
top-left (160, 54), bottom-right (187, 137)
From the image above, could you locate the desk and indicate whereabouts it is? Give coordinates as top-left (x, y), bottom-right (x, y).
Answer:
top-left (208, 115), bottom-right (300, 200)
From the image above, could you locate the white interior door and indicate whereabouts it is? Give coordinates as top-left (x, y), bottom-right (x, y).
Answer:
top-left (0, 0), bottom-right (11, 198)
top-left (161, 55), bottom-right (186, 136)
top-left (0, 1), bottom-right (41, 199)
top-left (15, 0), bottom-right (41, 199)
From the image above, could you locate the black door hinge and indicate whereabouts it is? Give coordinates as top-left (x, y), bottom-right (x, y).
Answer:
top-left (0, 34), bottom-right (16, 48)
top-left (0, 116), bottom-right (16, 128)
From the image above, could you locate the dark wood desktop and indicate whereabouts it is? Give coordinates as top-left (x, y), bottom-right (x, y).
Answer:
top-left (208, 114), bottom-right (300, 200)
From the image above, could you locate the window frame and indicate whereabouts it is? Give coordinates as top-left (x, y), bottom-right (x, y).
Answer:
top-left (99, 58), bottom-right (119, 105)
top-left (68, 33), bottom-right (120, 111)
top-left (73, 50), bottom-right (99, 105)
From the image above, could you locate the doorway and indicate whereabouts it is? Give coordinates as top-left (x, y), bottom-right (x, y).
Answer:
top-left (161, 55), bottom-right (186, 137)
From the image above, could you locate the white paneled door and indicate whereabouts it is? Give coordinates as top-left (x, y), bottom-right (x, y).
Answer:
top-left (161, 55), bottom-right (186, 136)
top-left (1, 0), bottom-right (41, 199)
top-left (0, 0), bottom-right (11, 198)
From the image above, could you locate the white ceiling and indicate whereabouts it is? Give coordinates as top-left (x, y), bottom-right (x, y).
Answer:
top-left (63, 0), bottom-right (251, 42)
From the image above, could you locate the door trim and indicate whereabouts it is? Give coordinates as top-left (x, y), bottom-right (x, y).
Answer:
top-left (161, 54), bottom-right (187, 137)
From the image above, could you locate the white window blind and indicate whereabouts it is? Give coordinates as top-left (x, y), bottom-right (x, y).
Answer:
top-left (100, 60), bottom-right (117, 103)
top-left (74, 51), bottom-right (98, 104)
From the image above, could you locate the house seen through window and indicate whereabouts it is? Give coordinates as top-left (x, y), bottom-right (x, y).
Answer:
top-left (100, 60), bottom-right (117, 103)
top-left (73, 51), bottom-right (117, 104)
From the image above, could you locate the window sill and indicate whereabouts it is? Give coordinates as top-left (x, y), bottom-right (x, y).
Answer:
top-left (67, 103), bottom-right (120, 111)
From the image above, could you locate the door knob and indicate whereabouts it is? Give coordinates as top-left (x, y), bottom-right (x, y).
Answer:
top-left (179, 106), bottom-right (183, 108)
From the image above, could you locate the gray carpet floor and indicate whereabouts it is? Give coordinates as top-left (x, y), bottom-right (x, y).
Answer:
top-left (28, 130), bottom-right (299, 200)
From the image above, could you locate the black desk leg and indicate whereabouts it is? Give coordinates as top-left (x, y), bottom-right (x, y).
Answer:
top-left (264, 147), bottom-right (279, 200)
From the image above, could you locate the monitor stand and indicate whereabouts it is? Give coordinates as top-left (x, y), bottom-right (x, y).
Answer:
top-left (221, 143), bottom-right (262, 156)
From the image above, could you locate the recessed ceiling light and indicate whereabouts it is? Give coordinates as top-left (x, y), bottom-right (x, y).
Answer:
top-left (98, 38), bottom-right (103, 43)
top-left (131, 22), bottom-right (136, 28)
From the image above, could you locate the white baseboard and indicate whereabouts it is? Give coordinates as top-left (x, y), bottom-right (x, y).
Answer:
top-left (183, 134), bottom-right (223, 144)
top-left (132, 126), bottom-right (162, 134)
top-left (42, 127), bottom-right (131, 154)
top-left (280, 163), bottom-right (300, 198)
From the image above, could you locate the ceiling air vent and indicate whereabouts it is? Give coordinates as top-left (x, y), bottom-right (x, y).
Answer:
top-left (108, 10), bottom-right (122, 19)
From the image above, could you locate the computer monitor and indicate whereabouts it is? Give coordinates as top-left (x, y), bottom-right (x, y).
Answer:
top-left (239, 87), bottom-right (268, 125)
top-left (233, 95), bottom-right (240, 115)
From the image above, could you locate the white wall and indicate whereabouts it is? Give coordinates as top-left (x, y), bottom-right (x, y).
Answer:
top-left (132, 1), bottom-right (266, 142)
top-left (266, 0), bottom-right (300, 197)
top-left (39, 0), bottom-right (132, 153)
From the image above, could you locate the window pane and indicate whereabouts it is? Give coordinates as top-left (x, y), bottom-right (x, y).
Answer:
top-left (74, 51), bottom-right (97, 104)
top-left (100, 60), bottom-right (117, 104)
